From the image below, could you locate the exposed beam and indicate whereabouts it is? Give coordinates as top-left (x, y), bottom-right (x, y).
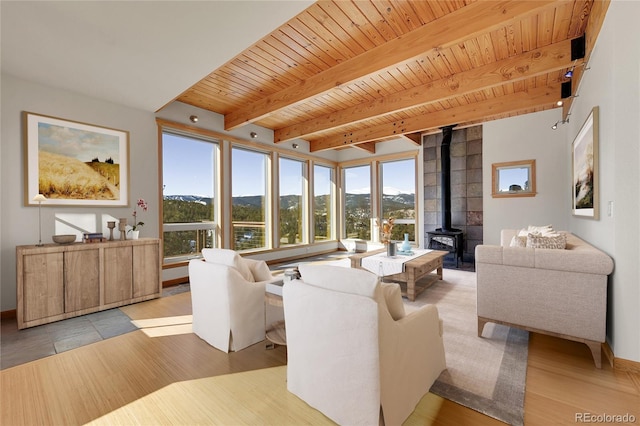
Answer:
top-left (402, 133), bottom-right (422, 145)
top-left (274, 39), bottom-right (575, 143)
top-left (224, 0), bottom-right (557, 131)
top-left (353, 142), bottom-right (377, 154)
top-left (309, 85), bottom-right (560, 152)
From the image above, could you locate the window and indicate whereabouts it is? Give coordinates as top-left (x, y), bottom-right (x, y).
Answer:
top-left (162, 132), bottom-right (217, 262)
top-left (344, 165), bottom-right (371, 240)
top-left (279, 157), bottom-right (305, 246)
top-left (313, 164), bottom-right (334, 241)
top-left (232, 147), bottom-right (268, 251)
top-left (380, 158), bottom-right (416, 241)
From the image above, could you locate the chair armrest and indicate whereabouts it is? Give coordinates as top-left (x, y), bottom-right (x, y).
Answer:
top-left (378, 304), bottom-right (446, 426)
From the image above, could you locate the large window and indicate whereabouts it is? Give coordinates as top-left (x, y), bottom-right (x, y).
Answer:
top-left (162, 132), bottom-right (216, 261)
top-left (380, 158), bottom-right (416, 241)
top-left (344, 165), bottom-right (371, 240)
top-left (279, 157), bottom-right (304, 246)
top-left (232, 147), bottom-right (268, 251)
top-left (313, 164), bottom-right (333, 241)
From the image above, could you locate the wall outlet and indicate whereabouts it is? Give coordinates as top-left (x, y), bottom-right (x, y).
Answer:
top-left (607, 201), bottom-right (614, 217)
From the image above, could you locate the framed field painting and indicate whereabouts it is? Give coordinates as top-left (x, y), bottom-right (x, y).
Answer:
top-left (572, 106), bottom-right (599, 219)
top-left (24, 112), bottom-right (129, 206)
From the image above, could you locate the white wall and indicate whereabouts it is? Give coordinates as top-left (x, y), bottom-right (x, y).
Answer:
top-left (565, 0), bottom-right (640, 363)
top-left (483, 109), bottom-right (569, 245)
top-left (1, 74), bottom-right (160, 311)
top-left (482, 0), bottom-right (640, 363)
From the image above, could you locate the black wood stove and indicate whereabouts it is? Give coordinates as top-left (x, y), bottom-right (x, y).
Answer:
top-left (427, 125), bottom-right (464, 267)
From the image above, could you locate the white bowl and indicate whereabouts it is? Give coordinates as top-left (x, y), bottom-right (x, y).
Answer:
top-left (52, 234), bottom-right (76, 244)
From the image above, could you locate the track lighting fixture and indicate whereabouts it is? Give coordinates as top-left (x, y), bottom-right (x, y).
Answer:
top-left (551, 118), bottom-right (569, 130)
top-left (556, 100), bottom-right (564, 107)
top-left (189, 115), bottom-right (198, 123)
top-left (250, 132), bottom-right (258, 138)
top-left (564, 69), bottom-right (574, 78)
top-left (292, 143), bottom-right (299, 149)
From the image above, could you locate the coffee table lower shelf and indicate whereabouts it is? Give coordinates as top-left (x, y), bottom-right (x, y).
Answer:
top-left (266, 320), bottom-right (286, 348)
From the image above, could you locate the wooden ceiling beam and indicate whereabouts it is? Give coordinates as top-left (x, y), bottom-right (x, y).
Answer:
top-left (274, 39), bottom-right (575, 143)
top-left (353, 142), bottom-right (377, 154)
top-left (402, 133), bottom-right (422, 145)
top-left (309, 85), bottom-right (560, 152)
top-left (224, 0), bottom-right (557, 131)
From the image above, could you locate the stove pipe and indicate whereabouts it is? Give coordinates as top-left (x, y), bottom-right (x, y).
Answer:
top-left (440, 125), bottom-right (457, 232)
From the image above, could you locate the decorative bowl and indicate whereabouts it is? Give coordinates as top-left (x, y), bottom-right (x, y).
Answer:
top-left (52, 234), bottom-right (76, 244)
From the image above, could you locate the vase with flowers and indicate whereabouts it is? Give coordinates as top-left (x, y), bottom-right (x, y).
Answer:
top-left (376, 216), bottom-right (396, 256)
top-left (129, 198), bottom-right (148, 239)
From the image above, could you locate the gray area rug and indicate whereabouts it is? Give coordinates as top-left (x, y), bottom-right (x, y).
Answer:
top-left (403, 269), bottom-right (529, 426)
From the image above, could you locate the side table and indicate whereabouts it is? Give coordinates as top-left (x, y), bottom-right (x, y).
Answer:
top-left (265, 279), bottom-right (286, 348)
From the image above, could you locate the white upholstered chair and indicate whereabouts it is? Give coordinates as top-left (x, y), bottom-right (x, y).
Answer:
top-left (283, 264), bottom-right (446, 426)
top-left (188, 248), bottom-right (277, 353)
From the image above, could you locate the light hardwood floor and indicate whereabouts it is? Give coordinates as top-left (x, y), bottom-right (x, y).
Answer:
top-left (1, 290), bottom-right (638, 425)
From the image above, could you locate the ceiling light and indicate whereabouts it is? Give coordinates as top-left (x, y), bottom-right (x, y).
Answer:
top-left (250, 132), bottom-right (258, 138)
top-left (551, 122), bottom-right (558, 130)
top-left (292, 143), bottom-right (299, 149)
top-left (564, 69), bottom-right (574, 78)
top-left (556, 100), bottom-right (563, 107)
top-left (189, 115), bottom-right (198, 123)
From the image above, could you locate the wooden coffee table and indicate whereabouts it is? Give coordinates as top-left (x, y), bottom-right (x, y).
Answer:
top-left (350, 249), bottom-right (448, 301)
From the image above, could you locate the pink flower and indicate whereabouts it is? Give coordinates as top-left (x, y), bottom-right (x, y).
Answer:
top-left (131, 198), bottom-right (148, 231)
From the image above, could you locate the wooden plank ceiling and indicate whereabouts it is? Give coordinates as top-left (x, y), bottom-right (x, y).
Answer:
top-left (175, 0), bottom-right (607, 153)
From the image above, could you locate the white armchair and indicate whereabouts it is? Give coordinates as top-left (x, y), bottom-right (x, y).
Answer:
top-left (188, 248), bottom-right (277, 353)
top-left (283, 264), bottom-right (446, 426)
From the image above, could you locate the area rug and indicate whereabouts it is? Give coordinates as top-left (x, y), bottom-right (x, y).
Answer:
top-left (404, 268), bottom-right (529, 426)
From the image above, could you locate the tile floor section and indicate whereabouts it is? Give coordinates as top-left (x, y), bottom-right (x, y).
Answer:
top-left (1, 285), bottom-right (190, 370)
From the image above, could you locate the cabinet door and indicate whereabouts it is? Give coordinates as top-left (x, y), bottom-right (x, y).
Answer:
top-left (22, 252), bottom-right (64, 322)
top-left (133, 243), bottom-right (160, 298)
top-left (65, 249), bottom-right (100, 312)
top-left (104, 246), bottom-right (133, 304)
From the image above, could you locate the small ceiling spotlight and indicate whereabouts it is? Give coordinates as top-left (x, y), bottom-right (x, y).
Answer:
top-left (564, 69), bottom-right (574, 78)
top-left (292, 143), bottom-right (299, 149)
top-left (189, 115), bottom-right (198, 123)
top-left (551, 118), bottom-right (569, 130)
top-left (556, 100), bottom-right (564, 107)
top-left (250, 132), bottom-right (258, 138)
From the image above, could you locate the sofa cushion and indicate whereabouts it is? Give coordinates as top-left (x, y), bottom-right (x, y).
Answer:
top-left (202, 248), bottom-right (254, 282)
top-left (509, 235), bottom-right (527, 248)
top-left (526, 233), bottom-right (567, 249)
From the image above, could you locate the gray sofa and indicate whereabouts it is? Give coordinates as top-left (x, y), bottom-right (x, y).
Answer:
top-left (475, 229), bottom-right (614, 367)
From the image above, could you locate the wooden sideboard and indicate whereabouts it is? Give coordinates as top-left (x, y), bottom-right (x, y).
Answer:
top-left (16, 238), bottom-right (161, 329)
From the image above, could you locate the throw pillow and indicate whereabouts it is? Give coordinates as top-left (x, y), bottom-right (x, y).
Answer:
top-left (201, 248), bottom-right (255, 282)
top-left (246, 259), bottom-right (273, 282)
top-left (527, 224), bottom-right (554, 236)
top-left (510, 235), bottom-right (527, 248)
top-left (526, 233), bottom-right (567, 249)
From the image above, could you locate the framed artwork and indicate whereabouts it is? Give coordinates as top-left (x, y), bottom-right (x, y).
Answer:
top-left (491, 159), bottom-right (537, 198)
top-left (24, 112), bottom-right (129, 206)
top-left (572, 106), bottom-right (599, 219)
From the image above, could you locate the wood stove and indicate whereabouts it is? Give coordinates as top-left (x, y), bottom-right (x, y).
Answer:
top-left (427, 125), bottom-right (464, 267)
